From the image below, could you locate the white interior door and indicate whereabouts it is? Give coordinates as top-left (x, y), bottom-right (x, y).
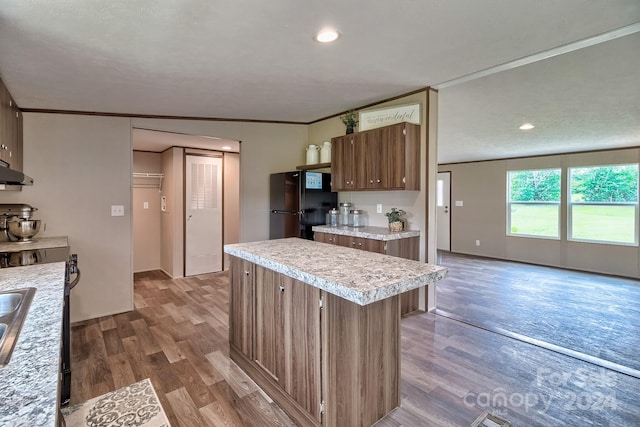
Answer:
top-left (436, 171), bottom-right (451, 251)
top-left (185, 155), bottom-right (223, 276)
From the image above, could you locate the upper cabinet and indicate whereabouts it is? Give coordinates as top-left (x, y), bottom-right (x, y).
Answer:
top-left (0, 79), bottom-right (22, 170)
top-left (330, 122), bottom-right (420, 191)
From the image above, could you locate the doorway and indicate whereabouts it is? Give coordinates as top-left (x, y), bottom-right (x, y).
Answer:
top-left (436, 171), bottom-right (451, 251)
top-left (185, 154), bottom-right (223, 276)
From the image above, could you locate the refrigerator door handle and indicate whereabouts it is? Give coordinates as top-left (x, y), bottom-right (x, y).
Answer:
top-left (271, 209), bottom-right (300, 215)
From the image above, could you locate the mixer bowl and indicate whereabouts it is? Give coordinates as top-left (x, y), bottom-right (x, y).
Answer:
top-left (7, 220), bottom-right (41, 241)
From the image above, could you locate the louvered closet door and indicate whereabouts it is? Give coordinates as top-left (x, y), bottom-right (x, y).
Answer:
top-left (185, 155), bottom-right (223, 276)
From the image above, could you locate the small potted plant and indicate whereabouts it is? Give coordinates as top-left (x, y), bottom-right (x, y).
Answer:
top-left (340, 110), bottom-right (359, 134)
top-left (385, 208), bottom-right (406, 232)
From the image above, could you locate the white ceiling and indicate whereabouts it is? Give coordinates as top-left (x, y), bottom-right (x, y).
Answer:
top-left (132, 128), bottom-right (239, 153)
top-left (1, 1), bottom-right (639, 161)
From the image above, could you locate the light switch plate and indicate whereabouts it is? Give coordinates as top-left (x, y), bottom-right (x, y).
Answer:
top-left (143, 202), bottom-right (149, 210)
top-left (111, 205), bottom-right (125, 216)
top-left (376, 203), bottom-right (383, 213)
top-left (455, 200), bottom-right (464, 207)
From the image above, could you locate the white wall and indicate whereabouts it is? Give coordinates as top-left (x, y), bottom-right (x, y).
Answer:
top-left (0, 113), bottom-right (134, 322)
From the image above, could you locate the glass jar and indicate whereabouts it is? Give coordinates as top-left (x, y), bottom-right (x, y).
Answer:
top-left (350, 210), bottom-right (364, 227)
top-left (338, 202), bottom-right (352, 226)
top-left (328, 208), bottom-right (339, 227)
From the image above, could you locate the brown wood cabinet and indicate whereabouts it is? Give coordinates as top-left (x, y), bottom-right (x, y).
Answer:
top-left (315, 231), bottom-right (420, 315)
top-left (330, 122), bottom-right (420, 192)
top-left (0, 79), bottom-right (22, 170)
top-left (229, 255), bottom-right (400, 426)
top-left (254, 266), bottom-right (322, 422)
top-left (229, 257), bottom-right (254, 359)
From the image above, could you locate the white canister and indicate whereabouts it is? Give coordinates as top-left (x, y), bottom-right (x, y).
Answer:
top-left (306, 144), bottom-right (319, 165)
top-left (320, 141), bottom-right (331, 163)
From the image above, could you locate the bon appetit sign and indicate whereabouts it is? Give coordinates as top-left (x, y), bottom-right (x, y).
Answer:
top-left (359, 103), bottom-right (421, 131)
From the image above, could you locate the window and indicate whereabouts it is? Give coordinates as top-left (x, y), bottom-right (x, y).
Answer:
top-left (568, 164), bottom-right (638, 245)
top-left (507, 169), bottom-right (561, 238)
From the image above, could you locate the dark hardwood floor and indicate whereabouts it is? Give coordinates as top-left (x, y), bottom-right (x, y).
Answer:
top-left (70, 269), bottom-right (640, 426)
top-left (437, 252), bottom-right (640, 377)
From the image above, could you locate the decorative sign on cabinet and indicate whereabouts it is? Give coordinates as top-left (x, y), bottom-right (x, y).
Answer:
top-left (330, 121), bottom-right (420, 192)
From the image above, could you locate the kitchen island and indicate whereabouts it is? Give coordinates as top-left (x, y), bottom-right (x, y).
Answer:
top-left (224, 238), bottom-right (447, 426)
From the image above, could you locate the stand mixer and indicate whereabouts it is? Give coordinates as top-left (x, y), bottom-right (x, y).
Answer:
top-left (0, 204), bottom-right (41, 242)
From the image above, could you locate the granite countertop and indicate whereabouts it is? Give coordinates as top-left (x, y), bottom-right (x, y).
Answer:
top-left (312, 225), bottom-right (420, 240)
top-left (224, 238), bottom-right (447, 306)
top-left (0, 263), bottom-right (66, 427)
top-left (0, 236), bottom-right (69, 252)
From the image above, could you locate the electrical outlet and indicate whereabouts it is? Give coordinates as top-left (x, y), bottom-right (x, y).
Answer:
top-left (475, 240), bottom-right (480, 246)
top-left (143, 201), bottom-right (149, 210)
top-left (111, 205), bottom-right (125, 217)
top-left (376, 203), bottom-right (382, 213)
top-left (455, 200), bottom-right (464, 207)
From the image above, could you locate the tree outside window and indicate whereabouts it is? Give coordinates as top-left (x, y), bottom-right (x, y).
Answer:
top-left (507, 169), bottom-right (561, 238)
top-left (569, 164), bottom-right (638, 245)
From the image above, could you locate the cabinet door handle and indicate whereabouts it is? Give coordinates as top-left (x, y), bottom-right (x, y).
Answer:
top-left (358, 243), bottom-right (362, 247)
top-left (279, 286), bottom-right (285, 293)
top-left (370, 180), bottom-right (373, 184)
top-left (351, 241), bottom-right (356, 246)
top-left (244, 271), bottom-right (250, 276)
top-left (377, 179), bottom-right (381, 183)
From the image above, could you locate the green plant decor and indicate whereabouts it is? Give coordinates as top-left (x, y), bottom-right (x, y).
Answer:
top-left (340, 110), bottom-right (359, 133)
top-left (385, 208), bottom-right (406, 223)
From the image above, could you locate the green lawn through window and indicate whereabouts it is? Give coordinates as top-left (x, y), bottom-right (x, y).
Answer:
top-left (571, 205), bottom-right (636, 244)
top-left (509, 204), bottom-right (636, 243)
top-left (510, 204), bottom-right (559, 237)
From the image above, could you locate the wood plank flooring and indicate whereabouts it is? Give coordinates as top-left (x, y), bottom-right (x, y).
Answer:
top-left (437, 252), bottom-right (640, 376)
top-left (70, 269), bottom-right (640, 426)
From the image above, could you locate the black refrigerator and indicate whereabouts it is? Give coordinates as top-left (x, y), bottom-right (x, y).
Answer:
top-left (270, 171), bottom-right (337, 240)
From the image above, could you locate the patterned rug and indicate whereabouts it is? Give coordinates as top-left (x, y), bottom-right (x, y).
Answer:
top-left (62, 378), bottom-right (171, 427)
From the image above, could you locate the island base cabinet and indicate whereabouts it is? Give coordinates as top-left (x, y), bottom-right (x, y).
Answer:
top-left (229, 256), bottom-right (401, 427)
top-left (323, 292), bottom-right (400, 427)
top-left (229, 256), bottom-right (254, 359)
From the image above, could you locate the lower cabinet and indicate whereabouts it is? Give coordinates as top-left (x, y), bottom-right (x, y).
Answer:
top-left (229, 257), bottom-right (254, 358)
top-left (254, 268), bottom-right (322, 421)
top-left (229, 255), bottom-right (400, 426)
top-left (230, 256), bottom-right (322, 424)
top-left (314, 232), bottom-right (420, 315)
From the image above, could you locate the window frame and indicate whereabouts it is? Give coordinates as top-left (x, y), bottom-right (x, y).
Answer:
top-left (506, 168), bottom-right (561, 240)
top-left (567, 163), bottom-right (639, 246)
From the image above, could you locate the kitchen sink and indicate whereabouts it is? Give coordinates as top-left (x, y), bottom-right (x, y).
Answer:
top-left (0, 287), bottom-right (36, 367)
top-left (0, 292), bottom-right (24, 316)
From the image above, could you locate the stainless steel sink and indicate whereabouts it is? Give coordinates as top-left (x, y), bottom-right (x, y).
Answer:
top-left (0, 292), bottom-right (24, 316)
top-left (0, 287), bottom-right (36, 367)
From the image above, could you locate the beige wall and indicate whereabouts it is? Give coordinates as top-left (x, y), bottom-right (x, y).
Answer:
top-left (131, 118), bottom-right (309, 243)
top-left (0, 113), bottom-right (134, 322)
top-left (308, 90), bottom-right (436, 264)
top-left (223, 151), bottom-right (240, 269)
top-left (161, 147), bottom-right (184, 278)
top-left (132, 151), bottom-right (162, 272)
top-left (439, 148), bottom-right (640, 278)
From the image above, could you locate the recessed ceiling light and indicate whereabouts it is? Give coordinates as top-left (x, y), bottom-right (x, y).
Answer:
top-left (315, 28), bottom-right (340, 43)
top-left (519, 123), bottom-right (535, 130)
top-left (221, 146), bottom-right (232, 150)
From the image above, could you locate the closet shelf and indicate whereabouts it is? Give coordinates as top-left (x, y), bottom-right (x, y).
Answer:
top-left (133, 172), bottom-right (164, 191)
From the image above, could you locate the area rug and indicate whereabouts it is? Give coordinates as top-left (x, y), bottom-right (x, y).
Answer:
top-left (62, 378), bottom-right (171, 427)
